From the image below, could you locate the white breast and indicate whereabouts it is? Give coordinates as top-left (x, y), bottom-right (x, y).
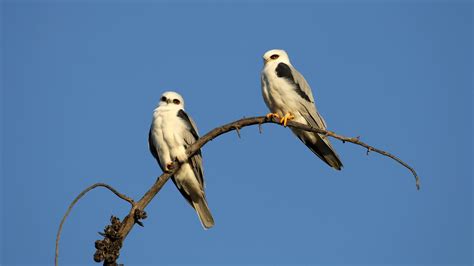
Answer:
top-left (150, 106), bottom-right (201, 191)
top-left (151, 107), bottom-right (186, 167)
top-left (261, 63), bottom-right (302, 116)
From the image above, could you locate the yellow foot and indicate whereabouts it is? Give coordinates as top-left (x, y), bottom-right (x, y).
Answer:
top-left (165, 162), bottom-right (174, 172)
top-left (279, 113), bottom-right (295, 127)
top-left (266, 112), bottom-right (281, 119)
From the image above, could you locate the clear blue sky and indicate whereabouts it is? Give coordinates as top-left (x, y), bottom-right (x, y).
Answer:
top-left (1, 1), bottom-right (472, 265)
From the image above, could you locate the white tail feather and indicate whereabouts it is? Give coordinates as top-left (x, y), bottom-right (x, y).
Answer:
top-left (192, 198), bottom-right (215, 229)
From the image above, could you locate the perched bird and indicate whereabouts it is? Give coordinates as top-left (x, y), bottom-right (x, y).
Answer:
top-left (148, 91), bottom-right (214, 229)
top-left (261, 49), bottom-right (343, 170)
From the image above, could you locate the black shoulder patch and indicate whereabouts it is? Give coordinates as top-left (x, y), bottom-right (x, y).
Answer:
top-left (275, 63), bottom-right (312, 102)
top-left (148, 128), bottom-right (164, 172)
top-left (275, 62), bottom-right (293, 79)
top-left (177, 109), bottom-right (199, 140)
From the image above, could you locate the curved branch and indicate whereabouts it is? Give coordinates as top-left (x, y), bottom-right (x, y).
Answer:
top-left (55, 115), bottom-right (420, 265)
top-left (55, 183), bottom-right (134, 266)
top-left (187, 115), bottom-right (419, 189)
top-left (282, 119), bottom-right (420, 189)
top-left (107, 115), bottom-right (421, 263)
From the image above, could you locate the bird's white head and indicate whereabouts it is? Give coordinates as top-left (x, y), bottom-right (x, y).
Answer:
top-left (157, 91), bottom-right (185, 109)
top-left (262, 49), bottom-right (291, 66)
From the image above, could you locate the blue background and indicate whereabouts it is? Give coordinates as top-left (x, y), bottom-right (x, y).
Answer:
top-left (1, 1), bottom-right (472, 265)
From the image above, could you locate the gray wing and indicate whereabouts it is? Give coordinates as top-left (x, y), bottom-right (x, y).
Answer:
top-left (177, 109), bottom-right (205, 187)
top-left (275, 62), bottom-right (326, 127)
top-left (276, 62), bottom-right (343, 169)
top-left (291, 67), bottom-right (329, 130)
top-left (177, 110), bottom-right (214, 228)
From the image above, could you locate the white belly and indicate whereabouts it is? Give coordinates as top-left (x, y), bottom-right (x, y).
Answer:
top-left (261, 66), bottom-right (305, 118)
top-left (151, 108), bottom-right (187, 167)
top-left (151, 107), bottom-right (201, 192)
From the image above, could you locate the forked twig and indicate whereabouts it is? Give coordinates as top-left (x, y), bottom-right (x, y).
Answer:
top-left (55, 183), bottom-right (134, 266)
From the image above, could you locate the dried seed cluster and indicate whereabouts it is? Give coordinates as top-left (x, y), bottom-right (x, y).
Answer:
top-left (94, 216), bottom-right (122, 265)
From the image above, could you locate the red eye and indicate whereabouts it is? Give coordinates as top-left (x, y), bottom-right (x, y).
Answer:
top-left (270, 54), bottom-right (279, 60)
top-left (173, 99), bottom-right (181, 105)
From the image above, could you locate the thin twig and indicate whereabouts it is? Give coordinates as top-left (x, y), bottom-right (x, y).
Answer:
top-left (55, 183), bottom-right (134, 266)
top-left (234, 126), bottom-right (241, 139)
top-left (283, 123), bottom-right (421, 190)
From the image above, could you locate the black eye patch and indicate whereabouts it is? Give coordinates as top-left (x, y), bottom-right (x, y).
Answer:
top-left (161, 96), bottom-right (167, 102)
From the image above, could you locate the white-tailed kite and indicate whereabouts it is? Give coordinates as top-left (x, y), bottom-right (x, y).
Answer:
top-left (261, 49), bottom-right (343, 170)
top-left (148, 91), bottom-right (214, 229)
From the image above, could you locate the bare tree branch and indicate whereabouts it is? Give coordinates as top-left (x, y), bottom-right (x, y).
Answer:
top-left (55, 183), bottom-right (134, 266)
top-left (283, 120), bottom-right (421, 190)
top-left (55, 115), bottom-right (420, 265)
